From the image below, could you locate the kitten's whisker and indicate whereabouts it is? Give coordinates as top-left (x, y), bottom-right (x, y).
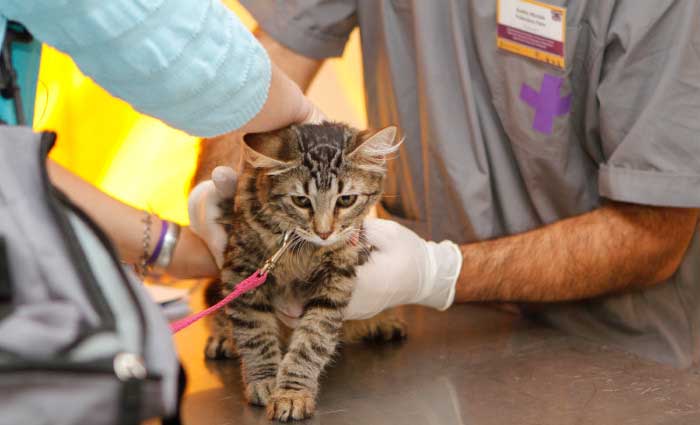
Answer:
top-left (287, 233), bottom-right (310, 276)
top-left (288, 233), bottom-right (308, 265)
top-left (290, 235), bottom-right (304, 256)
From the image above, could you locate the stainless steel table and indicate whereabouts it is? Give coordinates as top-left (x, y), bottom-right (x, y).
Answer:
top-left (174, 300), bottom-right (700, 425)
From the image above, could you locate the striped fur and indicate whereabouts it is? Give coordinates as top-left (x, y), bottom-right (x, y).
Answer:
top-left (202, 123), bottom-right (405, 421)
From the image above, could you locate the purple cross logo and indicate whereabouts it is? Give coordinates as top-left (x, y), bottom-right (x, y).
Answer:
top-left (519, 74), bottom-right (572, 135)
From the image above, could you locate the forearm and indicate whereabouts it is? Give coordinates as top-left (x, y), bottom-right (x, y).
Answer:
top-left (455, 202), bottom-right (698, 303)
top-left (47, 160), bottom-right (218, 279)
top-left (237, 62), bottom-right (315, 134)
top-left (236, 29), bottom-right (324, 132)
top-left (255, 28), bottom-right (323, 92)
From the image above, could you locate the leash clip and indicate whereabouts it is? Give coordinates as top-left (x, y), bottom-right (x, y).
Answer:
top-left (258, 231), bottom-right (293, 276)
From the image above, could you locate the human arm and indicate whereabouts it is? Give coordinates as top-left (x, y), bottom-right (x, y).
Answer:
top-left (242, 0), bottom-right (362, 91)
top-left (439, 3), bottom-right (690, 302)
top-left (3, 0), bottom-right (314, 136)
top-left (340, 202), bottom-right (698, 320)
top-left (255, 28), bottom-right (324, 92)
top-left (454, 202), bottom-right (699, 303)
top-left (47, 160), bottom-right (219, 279)
top-left (349, 3), bottom-right (700, 314)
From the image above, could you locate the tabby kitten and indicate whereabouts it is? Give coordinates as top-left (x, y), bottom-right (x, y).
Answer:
top-left (204, 122), bottom-right (405, 421)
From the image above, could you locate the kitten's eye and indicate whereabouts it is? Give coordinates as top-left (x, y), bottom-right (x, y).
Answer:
top-left (336, 195), bottom-right (358, 208)
top-left (291, 195), bottom-right (312, 208)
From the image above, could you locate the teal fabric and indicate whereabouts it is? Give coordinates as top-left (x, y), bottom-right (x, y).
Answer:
top-left (1, 1), bottom-right (272, 136)
top-left (0, 19), bottom-right (41, 126)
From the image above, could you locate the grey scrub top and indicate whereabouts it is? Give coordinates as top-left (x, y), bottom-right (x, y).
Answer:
top-left (242, 0), bottom-right (700, 367)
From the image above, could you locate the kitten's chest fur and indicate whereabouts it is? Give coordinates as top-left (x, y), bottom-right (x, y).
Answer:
top-left (273, 243), bottom-right (361, 302)
top-left (274, 247), bottom-right (323, 286)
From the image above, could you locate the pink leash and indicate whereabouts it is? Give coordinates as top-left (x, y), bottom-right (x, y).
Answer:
top-left (168, 229), bottom-right (364, 334)
top-left (169, 231), bottom-right (294, 334)
top-left (169, 271), bottom-right (269, 333)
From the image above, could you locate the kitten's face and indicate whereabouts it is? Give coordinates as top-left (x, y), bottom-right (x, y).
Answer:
top-left (242, 123), bottom-right (398, 247)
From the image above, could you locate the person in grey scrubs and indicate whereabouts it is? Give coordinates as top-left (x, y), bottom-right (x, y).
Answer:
top-left (206, 1), bottom-right (700, 367)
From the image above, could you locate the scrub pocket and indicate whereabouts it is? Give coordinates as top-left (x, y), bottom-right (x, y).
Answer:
top-left (489, 25), bottom-right (602, 221)
top-left (491, 25), bottom-right (582, 159)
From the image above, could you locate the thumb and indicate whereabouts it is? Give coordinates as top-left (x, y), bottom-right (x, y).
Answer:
top-left (188, 180), bottom-right (214, 225)
top-left (298, 97), bottom-right (327, 124)
top-left (211, 166), bottom-right (237, 198)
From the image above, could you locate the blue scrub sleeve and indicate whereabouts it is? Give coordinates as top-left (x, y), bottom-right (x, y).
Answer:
top-left (2, 0), bottom-right (271, 137)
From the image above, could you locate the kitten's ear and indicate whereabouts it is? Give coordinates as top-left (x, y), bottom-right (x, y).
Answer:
top-left (347, 126), bottom-right (401, 171)
top-left (242, 130), bottom-right (298, 172)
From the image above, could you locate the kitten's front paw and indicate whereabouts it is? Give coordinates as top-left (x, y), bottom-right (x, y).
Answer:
top-left (245, 378), bottom-right (276, 406)
top-left (266, 389), bottom-right (316, 421)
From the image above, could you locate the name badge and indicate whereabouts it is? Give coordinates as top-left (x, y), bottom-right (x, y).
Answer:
top-left (497, 0), bottom-right (567, 69)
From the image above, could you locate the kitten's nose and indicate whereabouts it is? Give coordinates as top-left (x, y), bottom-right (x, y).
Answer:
top-left (317, 231), bottom-right (332, 240)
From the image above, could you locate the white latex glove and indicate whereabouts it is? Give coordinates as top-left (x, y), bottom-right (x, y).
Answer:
top-left (276, 218), bottom-right (463, 327)
top-left (344, 218), bottom-right (463, 320)
top-left (187, 166), bottom-right (237, 268)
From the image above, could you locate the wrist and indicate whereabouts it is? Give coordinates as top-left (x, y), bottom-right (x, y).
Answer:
top-left (166, 226), bottom-right (219, 279)
top-left (453, 243), bottom-right (491, 303)
top-left (238, 64), bottom-right (307, 133)
top-left (418, 240), bottom-right (463, 311)
top-left (138, 217), bottom-right (180, 274)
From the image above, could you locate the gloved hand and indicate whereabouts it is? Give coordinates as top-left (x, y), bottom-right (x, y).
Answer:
top-left (276, 218), bottom-right (463, 327)
top-left (187, 166), bottom-right (238, 268)
top-left (344, 218), bottom-right (463, 320)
